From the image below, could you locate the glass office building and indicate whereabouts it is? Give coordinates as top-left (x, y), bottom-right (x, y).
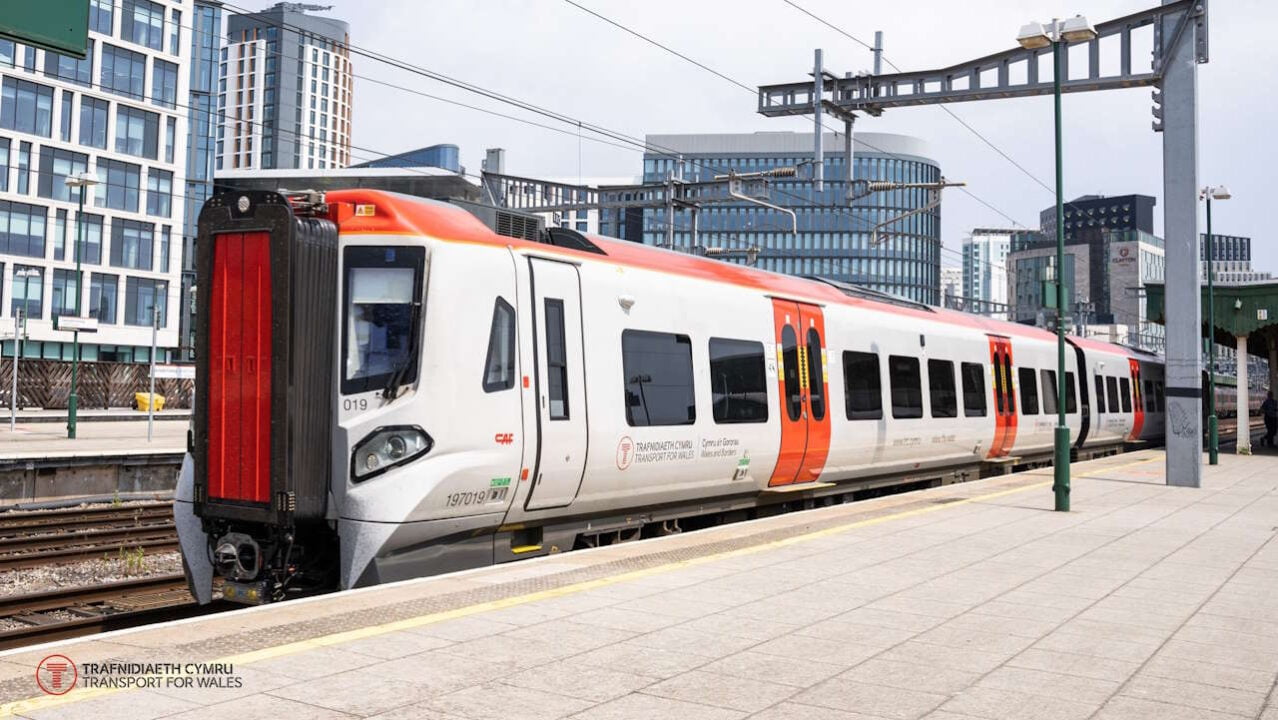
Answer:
top-left (179, 0), bottom-right (223, 360)
top-left (0, 0), bottom-right (191, 363)
top-left (642, 132), bottom-right (943, 304)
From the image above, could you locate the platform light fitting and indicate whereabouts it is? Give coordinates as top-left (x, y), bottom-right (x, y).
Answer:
top-left (1017, 15), bottom-right (1096, 49)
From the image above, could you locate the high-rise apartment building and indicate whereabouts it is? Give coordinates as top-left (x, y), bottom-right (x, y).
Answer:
top-left (0, 0), bottom-right (190, 363)
top-left (217, 2), bottom-right (351, 171)
top-left (961, 229), bottom-right (1020, 319)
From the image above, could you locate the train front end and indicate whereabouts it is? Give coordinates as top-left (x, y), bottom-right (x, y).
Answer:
top-left (176, 190), bottom-right (339, 605)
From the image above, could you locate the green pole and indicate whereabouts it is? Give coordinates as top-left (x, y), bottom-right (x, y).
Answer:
top-left (1052, 34), bottom-right (1071, 511)
top-left (1206, 196), bottom-right (1218, 464)
top-left (67, 187), bottom-right (84, 439)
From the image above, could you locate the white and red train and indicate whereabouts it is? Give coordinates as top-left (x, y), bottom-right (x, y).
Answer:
top-left (179, 189), bottom-right (1180, 604)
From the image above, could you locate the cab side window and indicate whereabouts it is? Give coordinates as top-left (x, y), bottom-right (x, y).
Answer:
top-left (482, 298), bottom-right (516, 392)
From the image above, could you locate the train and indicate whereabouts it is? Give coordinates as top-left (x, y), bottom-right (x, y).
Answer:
top-left (175, 189), bottom-right (1258, 605)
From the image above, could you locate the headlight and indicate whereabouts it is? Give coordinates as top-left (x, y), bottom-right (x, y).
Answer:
top-left (351, 425), bottom-right (432, 481)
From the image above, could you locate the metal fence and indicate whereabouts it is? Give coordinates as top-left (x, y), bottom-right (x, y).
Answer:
top-left (0, 359), bottom-right (194, 410)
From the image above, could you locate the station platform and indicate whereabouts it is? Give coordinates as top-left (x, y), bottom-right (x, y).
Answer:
top-left (0, 420), bottom-right (186, 461)
top-left (2, 449), bottom-right (1277, 719)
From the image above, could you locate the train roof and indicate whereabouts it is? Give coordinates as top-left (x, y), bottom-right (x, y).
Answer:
top-left (324, 188), bottom-right (1148, 361)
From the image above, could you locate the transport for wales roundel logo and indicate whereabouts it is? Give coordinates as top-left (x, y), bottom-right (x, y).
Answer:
top-left (616, 436), bottom-right (634, 470)
top-left (36, 655), bottom-right (77, 695)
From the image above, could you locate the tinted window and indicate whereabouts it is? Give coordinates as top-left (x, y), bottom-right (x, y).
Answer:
top-left (889, 355), bottom-right (922, 419)
top-left (1120, 378), bottom-right (1132, 413)
top-left (806, 328), bottom-right (825, 421)
top-left (545, 299), bottom-right (569, 419)
top-left (928, 359), bottom-right (957, 418)
top-left (123, 276), bottom-right (166, 326)
top-left (843, 351), bottom-right (882, 420)
top-left (992, 353), bottom-right (1004, 414)
top-left (1095, 375), bottom-right (1107, 413)
top-left (482, 298), bottom-right (516, 392)
top-left (622, 330), bottom-right (694, 426)
top-left (1155, 381), bottom-right (1165, 411)
top-left (0, 77), bottom-right (54, 137)
top-left (709, 338), bottom-right (767, 424)
top-left (1003, 354), bottom-right (1016, 414)
top-left (780, 325), bottom-right (801, 421)
top-left (1065, 371), bottom-right (1078, 414)
top-left (1041, 369), bottom-right (1058, 415)
top-left (961, 362), bottom-right (986, 417)
top-left (1019, 367), bottom-right (1039, 415)
top-left (1144, 380), bottom-right (1156, 411)
top-left (1106, 376), bottom-right (1121, 412)
top-left (341, 246), bottom-right (423, 395)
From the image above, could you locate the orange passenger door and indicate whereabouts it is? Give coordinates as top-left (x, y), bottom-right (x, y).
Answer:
top-left (768, 299), bottom-right (831, 486)
top-left (986, 336), bottom-right (1018, 458)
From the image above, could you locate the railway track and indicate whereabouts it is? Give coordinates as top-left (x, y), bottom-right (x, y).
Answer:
top-left (0, 502), bottom-right (178, 572)
top-left (0, 574), bottom-right (224, 650)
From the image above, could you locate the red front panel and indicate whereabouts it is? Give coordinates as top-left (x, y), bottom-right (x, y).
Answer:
top-left (208, 232), bottom-right (272, 504)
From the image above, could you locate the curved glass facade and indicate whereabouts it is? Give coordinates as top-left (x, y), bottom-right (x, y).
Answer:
top-left (641, 134), bottom-right (942, 304)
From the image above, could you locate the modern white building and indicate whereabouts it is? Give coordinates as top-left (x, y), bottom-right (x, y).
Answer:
top-left (0, 0), bottom-right (189, 363)
top-left (961, 229), bottom-right (1015, 319)
top-left (216, 3), bottom-right (352, 171)
top-left (940, 266), bottom-right (962, 304)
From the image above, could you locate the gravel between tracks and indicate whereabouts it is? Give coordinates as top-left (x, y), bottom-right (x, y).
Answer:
top-left (0, 551), bottom-right (183, 598)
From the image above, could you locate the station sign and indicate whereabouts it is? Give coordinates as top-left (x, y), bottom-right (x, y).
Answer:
top-left (0, 0), bottom-right (90, 58)
top-left (54, 316), bottom-right (98, 332)
top-left (153, 364), bottom-right (196, 380)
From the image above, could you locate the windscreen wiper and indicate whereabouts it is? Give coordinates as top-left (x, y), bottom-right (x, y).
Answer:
top-left (381, 301), bottom-right (422, 401)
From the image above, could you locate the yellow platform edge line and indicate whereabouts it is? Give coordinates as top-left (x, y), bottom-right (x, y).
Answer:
top-left (1, 453), bottom-right (1159, 717)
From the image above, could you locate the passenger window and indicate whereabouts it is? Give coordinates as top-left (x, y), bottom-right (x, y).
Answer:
top-left (1143, 380), bottom-right (1156, 411)
top-left (709, 338), bottom-right (767, 424)
top-left (1018, 367), bottom-right (1039, 415)
top-left (1106, 376), bottom-right (1121, 412)
top-left (1041, 369), bottom-right (1058, 415)
top-left (806, 328), bottom-right (825, 421)
top-left (482, 298), bottom-right (516, 392)
top-left (961, 361), bottom-right (986, 417)
top-left (780, 325), bottom-right (801, 422)
top-left (1155, 381), bottom-right (1165, 411)
top-left (622, 330), bottom-right (695, 426)
top-left (544, 299), bottom-right (569, 419)
top-left (1120, 377), bottom-right (1133, 413)
top-left (1065, 371), bottom-right (1078, 413)
top-left (843, 350), bottom-right (882, 420)
top-left (888, 355), bottom-right (922, 419)
top-left (1095, 375), bottom-right (1107, 413)
top-left (927, 359), bottom-right (957, 418)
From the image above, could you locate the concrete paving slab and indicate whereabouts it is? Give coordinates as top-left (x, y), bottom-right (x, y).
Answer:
top-left (5, 450), bottom-right (1278, 720)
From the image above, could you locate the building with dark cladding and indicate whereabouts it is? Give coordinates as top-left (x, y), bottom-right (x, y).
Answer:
top-left (1039, 194), bottom-right (1156, 244)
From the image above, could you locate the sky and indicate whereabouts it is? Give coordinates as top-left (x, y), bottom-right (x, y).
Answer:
top-left (245, 0), bottom-right (1276, 271)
